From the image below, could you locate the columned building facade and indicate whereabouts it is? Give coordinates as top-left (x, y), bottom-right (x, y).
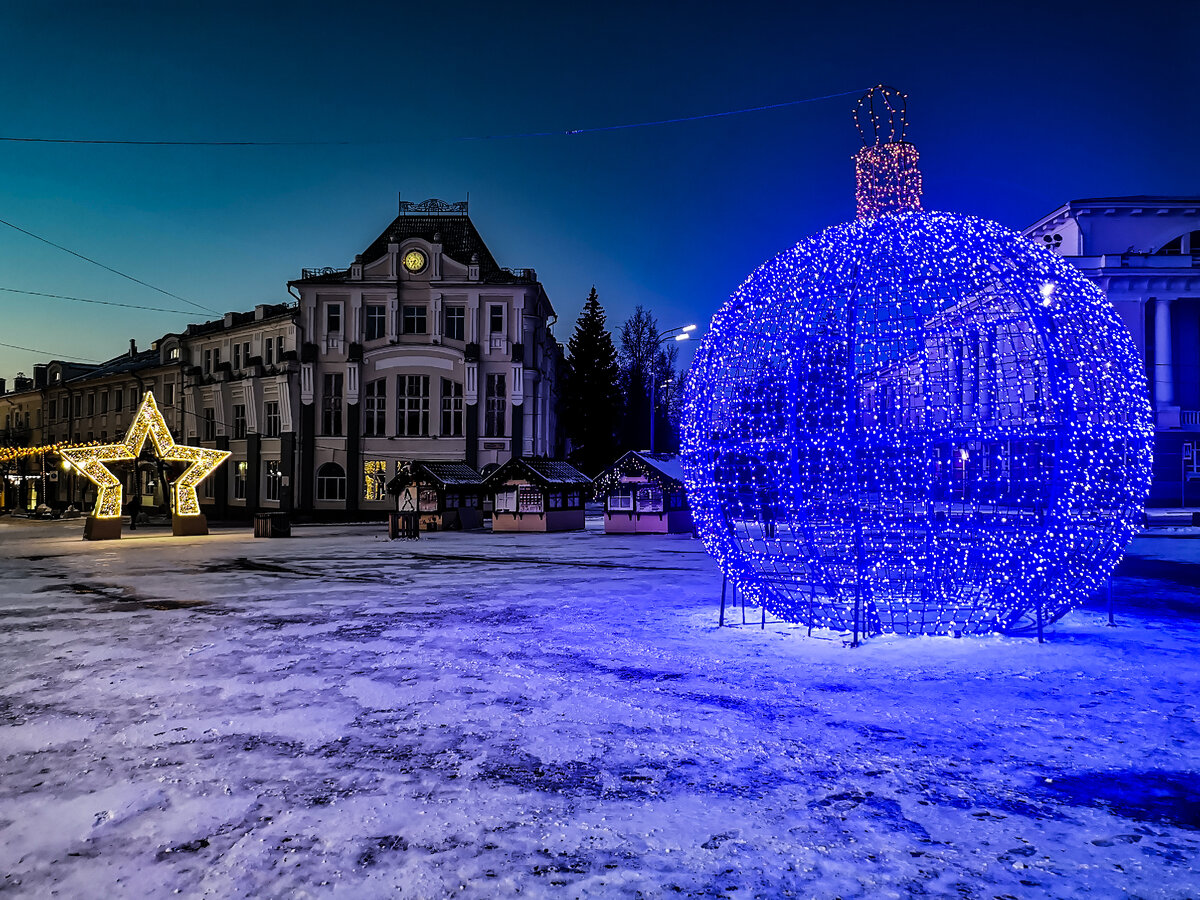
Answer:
top-left (289, 199), bottom-right (561, 517)
top-left (1024, 196), bottom-right (1200, 505)
top-left (179, 303), bottom-right (301, 518)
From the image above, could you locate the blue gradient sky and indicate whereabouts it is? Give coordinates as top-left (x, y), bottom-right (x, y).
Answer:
top-left (1, 1), bottom-right (1196, 379)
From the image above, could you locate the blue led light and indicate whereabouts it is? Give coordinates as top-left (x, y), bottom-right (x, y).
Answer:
top-left (680, 209), bottom-right (1153, 636)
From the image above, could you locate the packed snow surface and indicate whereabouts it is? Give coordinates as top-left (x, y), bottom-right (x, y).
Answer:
top-left (0, 517), bottom-right (1197, 898)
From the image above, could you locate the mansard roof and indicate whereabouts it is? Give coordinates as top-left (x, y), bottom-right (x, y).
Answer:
top-left (359, 206), bottom-right (500, 276)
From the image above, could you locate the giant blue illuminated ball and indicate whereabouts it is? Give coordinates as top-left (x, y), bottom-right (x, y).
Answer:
top-left (681, 210), bottom-right (1153, 636)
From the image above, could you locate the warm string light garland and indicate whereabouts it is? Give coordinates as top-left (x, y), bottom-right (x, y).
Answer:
top-left (58, 392), bottom-right (229, 518)
top-left (680, 87), bottom-right (1153, 638)
top-left (0, 441), bottom-right (99, 466)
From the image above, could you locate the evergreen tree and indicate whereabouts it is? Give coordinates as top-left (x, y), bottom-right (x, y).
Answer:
top-left (562, 287), bottom-right (621, 474)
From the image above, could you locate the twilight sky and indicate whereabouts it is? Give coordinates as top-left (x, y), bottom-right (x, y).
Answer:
top-left (0, 0), bottom-right (1196, 379)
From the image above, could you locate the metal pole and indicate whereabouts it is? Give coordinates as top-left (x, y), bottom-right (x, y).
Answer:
top-left (649, 368), bottom-right (656, 453)
top-left (719, 575), bottom-right (727, 627)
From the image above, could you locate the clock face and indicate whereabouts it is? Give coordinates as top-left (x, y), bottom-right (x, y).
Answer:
top-left (403, 249), bottom-right (427, 273)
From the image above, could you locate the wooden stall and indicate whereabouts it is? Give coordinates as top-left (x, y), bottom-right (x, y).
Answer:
top-left (483, 458), bottom-right (591, 533)
top-left (594, 451), bottom-right (693, 534)
top-left (387, 460), bottom-right (485, 531)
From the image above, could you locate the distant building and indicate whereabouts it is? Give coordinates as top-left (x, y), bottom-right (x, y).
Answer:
top-left (178, 303), bottom-right (301, 518)
top-left (289, 198), bottom-right (563, 517)
top-left (1024, 197), bottom-right (1200, 505)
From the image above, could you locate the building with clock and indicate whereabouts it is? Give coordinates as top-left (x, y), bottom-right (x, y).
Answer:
top-left (1023, 196), bottom-right (1200, 506)
top-left (287, 198), bottom-right (563, 516)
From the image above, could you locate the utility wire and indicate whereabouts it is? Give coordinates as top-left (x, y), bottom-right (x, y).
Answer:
top-left (0, 216), bottom-right (219, 315)
top-left (0, 286), bottom-right (198, 316)
top-left (0, 339), bottom-right (101, 363)
top-left (0, 88), bottom-right (867, 146)
top-left (461, 88), bottom-right (870, 140)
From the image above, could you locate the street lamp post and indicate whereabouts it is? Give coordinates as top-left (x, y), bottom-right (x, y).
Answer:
top-left (649, 324), bottom-right (697, 453)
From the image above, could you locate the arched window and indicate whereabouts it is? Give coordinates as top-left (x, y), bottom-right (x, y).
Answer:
top-left (316, 462), bottom-right (346, 501)
top-left (1154, 230), bottom-right (1200, 256)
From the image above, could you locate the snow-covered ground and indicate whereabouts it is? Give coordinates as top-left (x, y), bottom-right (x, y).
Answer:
top-left (0, 517), bottom-right (1197, 899)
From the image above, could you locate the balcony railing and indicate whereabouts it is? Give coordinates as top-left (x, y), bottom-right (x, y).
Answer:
top-left (301, 267), bottom-right (349, 280)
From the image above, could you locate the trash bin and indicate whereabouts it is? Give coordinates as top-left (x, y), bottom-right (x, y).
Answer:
top-left (254, 512), bottom-right (291, 538)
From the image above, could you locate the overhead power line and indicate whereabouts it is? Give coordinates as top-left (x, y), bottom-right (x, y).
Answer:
top-left (0, 339), bottom-right (101, 363)
top-left (0, 88), bottom-right (867, 146)
top-left (0, 216), bottom-right (219, 315)
top-left (0, 286), bottom-right (198, 315)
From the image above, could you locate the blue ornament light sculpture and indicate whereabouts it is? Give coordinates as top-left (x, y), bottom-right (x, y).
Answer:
top-left (681, 86), bottom-right (1153, 637)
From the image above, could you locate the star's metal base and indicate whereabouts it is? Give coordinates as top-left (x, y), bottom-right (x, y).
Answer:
top-left (83, 516), bottom-right (123, 541)
top-left (172, 514), bottom-right (209, 536)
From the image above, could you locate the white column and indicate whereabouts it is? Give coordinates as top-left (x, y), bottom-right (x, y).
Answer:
top-left (1156, 298), bottom-right (1174, 406)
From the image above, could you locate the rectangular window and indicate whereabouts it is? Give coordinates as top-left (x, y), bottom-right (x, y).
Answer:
top-left (364, 379), bottom-right (387, 436)
top-left (445, 306), bottom-right (465, 341)
top-left (265, 338), bottom-right (274, 366)
top-left (494, 487), bottom-right (517, 512)
top-left (100, 392), bottom-right (109, 414)
top-left (609, 489), bottom-right (634, 512)
top-left (485, 373), bottom-right (506, 437)
top-left (402, 305), bottom-right (427, 335)
top-left (489, 304), bottom-right (504, 334)
top-left (265, 460), bottom-right (281, 501)
top-left (47, 399), bottom-right (56, 422)
top-left (364, 459), bottom-right (387, 502)
top-left (440, 379), bottom-right (464, 437)
top-left (419, 487), bottom-right (438, 512)
top-left (114, 390), bottom-right (123, 413)
top-left (203, 408), bottom-right (216, 441)
top-left (243, 341), bottom-right (251, 365)
top-left (233, 343), bottom-right (242, 369)
top-left (326, 303), bottom-right (342, 334)
top-left (164, 383), bottom-right (175, 406)
top-left (204, 349), bottom-right (212, 375)
top-left (203, 473), bottom-right (214, 499)
top-left (276, 336), bottom-right (285, 361)
top-left (397, 375), bottom-right (430, 436)
top-left (73, 395), bottom-right (82, 418)
top-left (234, 461), bottom-right (248, 500)
top-left (213, 348), bottom-right (221, 370)
top-left (366, 304), bottom-right (387, 341)
top-left (87, 393), bottom-right (95, 416)
top-left (129, 387), bottom-right (137, 408)
top-left (323, 373), bottom-right (344, 435)
top-left (232, 404), bottom-right (247, 439)
top-left (264, 401), bottom-right (281, 437)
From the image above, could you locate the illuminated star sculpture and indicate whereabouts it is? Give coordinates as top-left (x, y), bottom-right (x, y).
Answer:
top-left (60, 392), bottom-right (230, 521)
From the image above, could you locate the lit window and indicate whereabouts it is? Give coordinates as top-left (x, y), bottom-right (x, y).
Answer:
top-left (363, 459), bottom-right (387, 501)
top-left (234, 461), bottom-right (248, 500)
